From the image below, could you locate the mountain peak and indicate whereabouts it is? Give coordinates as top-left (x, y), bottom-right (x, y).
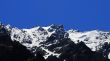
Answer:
top-left (50, 24), bottom-right (64, 29)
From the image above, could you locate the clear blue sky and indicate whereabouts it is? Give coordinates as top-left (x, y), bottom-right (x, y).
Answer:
top-left (0, 0), bottom-right (110, 31)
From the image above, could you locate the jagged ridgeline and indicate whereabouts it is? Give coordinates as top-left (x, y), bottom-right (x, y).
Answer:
top-left (0, 23), bottom-right (110, 61)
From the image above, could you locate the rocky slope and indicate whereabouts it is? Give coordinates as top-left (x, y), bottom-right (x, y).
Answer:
top-left (3, 24), bottom-right (110, 61)
top-left (3, 25), bottom-right (110, 59)
top-left (0, 24), bottom-right (46, 61)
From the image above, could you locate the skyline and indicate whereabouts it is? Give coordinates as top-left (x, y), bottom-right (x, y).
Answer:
top-left (0, 0), bottom-right (110, 31)
top-left (1, 20), bottom-right (110, 31)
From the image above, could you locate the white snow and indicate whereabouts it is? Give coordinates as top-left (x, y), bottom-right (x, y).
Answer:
top-left (41, 47), bottom-right (60, 59)
top-left (108, 53), bottom-right (110, 59)
top-left (7, 25), bottom-right (110, 59)
top-left (68, 30), bottom-right (110, 51)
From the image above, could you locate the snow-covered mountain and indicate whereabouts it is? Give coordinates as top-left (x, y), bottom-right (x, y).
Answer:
top-left (10, 24), bottom-right (67, 58)
top-left (68, 30), bottom-right (110, 51)
top-left (4, 24), bottom-right (110, 60)
top-left (0, 24), bottom-right (46, 61)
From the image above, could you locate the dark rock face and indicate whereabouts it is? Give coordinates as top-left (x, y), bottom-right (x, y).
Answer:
top-left (59, 42), bottom-right (109, 61)
top-left (46, 41), bottom-right (110, 61)
top-left (26, 51), bottom-right (46, 61)
top-left (44, 34), bottom-right (110, 61)
top-left (0, 27), bottom-right (46, 61)
top-left (47, 55), bottom-right (63, 61)
top-left (99, 42), bottom-right (110, 58)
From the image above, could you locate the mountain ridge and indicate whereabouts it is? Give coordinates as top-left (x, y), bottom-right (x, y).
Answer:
top-left (1, 23), bottom-right (110, 61)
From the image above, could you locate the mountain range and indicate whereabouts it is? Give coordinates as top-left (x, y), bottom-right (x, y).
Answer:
top-left (0, 23), bottom-right (110, 61)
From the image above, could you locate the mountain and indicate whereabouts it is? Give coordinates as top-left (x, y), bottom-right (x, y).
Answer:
top-left (0, 23), bottom-right (46, 61)
top-left (1, 23), bottom-right (110, 61)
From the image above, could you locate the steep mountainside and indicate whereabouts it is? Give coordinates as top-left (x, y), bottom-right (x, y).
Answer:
top-left (6, 25), bottom-right (110, 59)
top-left (3, 24), bottom-right (110, 61)
top-left (0, 24), bottom-right (46, 61)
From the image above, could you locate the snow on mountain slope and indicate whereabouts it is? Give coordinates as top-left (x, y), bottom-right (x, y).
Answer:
top-left (10, 24), bottom-right (66, 59)
top-left (6, 24), bottom-right (110, 59)
top-left (68, 30), bottom-right (110, 51)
